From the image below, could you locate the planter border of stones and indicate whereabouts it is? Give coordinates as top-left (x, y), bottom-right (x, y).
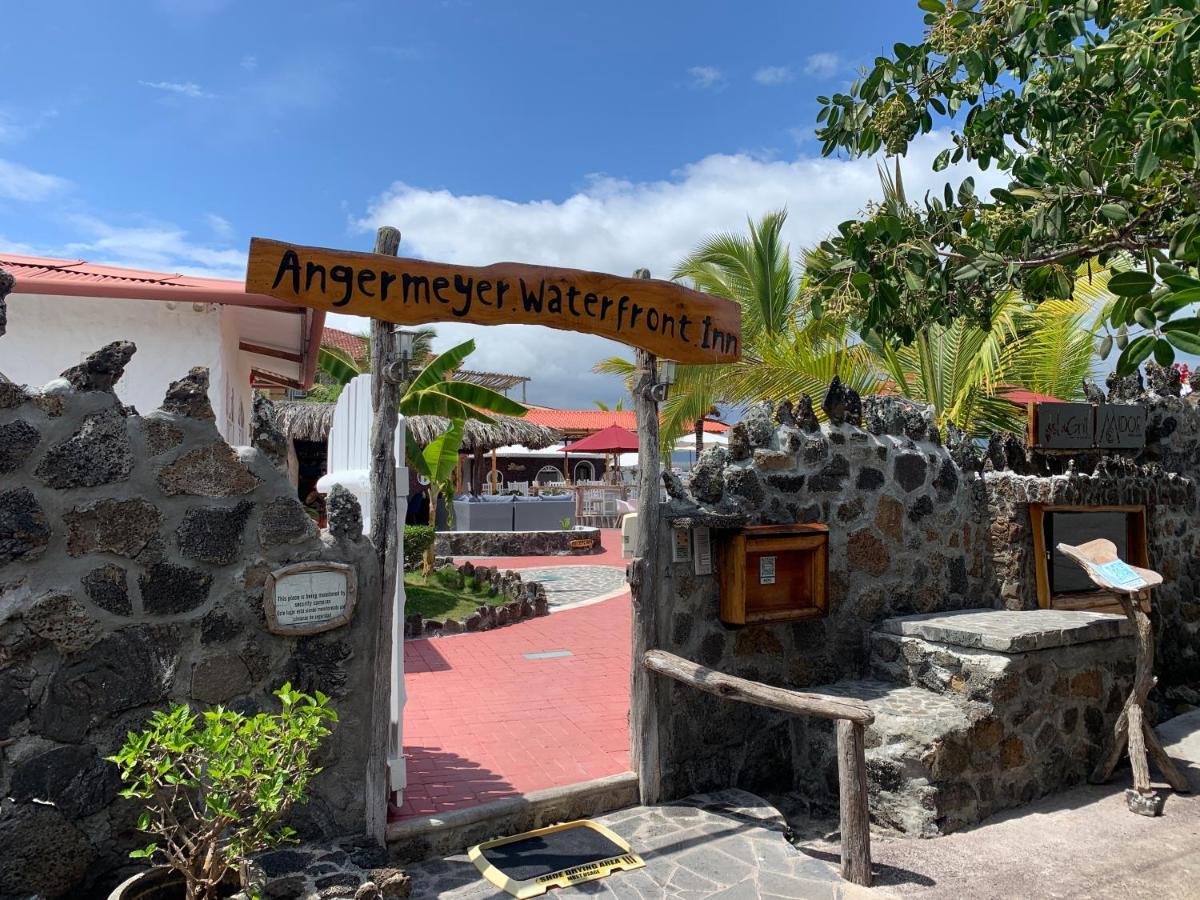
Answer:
top-left (404, 561), bottom-right (550, 639)
top-left (432, 526), bottom-right (603, 558)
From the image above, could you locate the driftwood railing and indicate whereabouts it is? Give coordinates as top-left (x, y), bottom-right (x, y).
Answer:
top-left (642, 649), bottom-right (875, 887)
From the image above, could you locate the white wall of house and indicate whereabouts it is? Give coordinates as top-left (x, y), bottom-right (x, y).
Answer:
top-left (3, 293), bottom-right (249, 443)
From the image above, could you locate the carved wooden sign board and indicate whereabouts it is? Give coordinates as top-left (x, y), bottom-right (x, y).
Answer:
top-left (264, 562), bottom-right (358, 636)
top-left (1030, 402), bottom-right (1145, 449)
top-left (245, 237), bottom-right (742, 365)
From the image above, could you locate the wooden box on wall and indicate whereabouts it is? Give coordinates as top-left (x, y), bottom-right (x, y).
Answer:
top-left (718, 524), bottom-right (829, 625)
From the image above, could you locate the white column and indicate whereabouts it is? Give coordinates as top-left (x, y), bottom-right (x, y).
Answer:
top-left (388, 414), bottom-right (409, 804)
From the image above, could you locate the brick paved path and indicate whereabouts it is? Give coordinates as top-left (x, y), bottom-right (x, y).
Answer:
top-left (396, 531), bottom-right (631, 820)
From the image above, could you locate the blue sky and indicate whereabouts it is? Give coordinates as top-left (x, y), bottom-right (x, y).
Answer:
top-left (7, 1), bottom-right (1170, 406)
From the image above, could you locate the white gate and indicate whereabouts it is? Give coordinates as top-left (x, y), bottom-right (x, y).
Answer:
top-left (316, 374), bottom-right (409, 803)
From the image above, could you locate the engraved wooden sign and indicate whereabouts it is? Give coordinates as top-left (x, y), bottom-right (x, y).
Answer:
top-left (245, 237), bottom-right (742, 365)
top-left (264, 562), bottom-right (357, 636)
top-left (1033, 402), bottom-right (1094, 449)
top-left (1095, 404), bottom-right (1146, 449)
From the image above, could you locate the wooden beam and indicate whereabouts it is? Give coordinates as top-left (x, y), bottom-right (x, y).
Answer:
top-left (250, 368), bottom-right (304, 390)
top-left (239, 341), bottom-right (303, 363)
top-left (641, 650), bottom-right (875, 725)
top-left (366, 225), bottom-right (402, 844)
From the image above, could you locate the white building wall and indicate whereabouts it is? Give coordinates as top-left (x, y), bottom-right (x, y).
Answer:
top-left (2, 293), bottom-right (237, 440)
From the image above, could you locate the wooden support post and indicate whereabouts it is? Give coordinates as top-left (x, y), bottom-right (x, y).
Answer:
top-left (837, 720), bottom-right (873, 887)
top-left (1091, 590), bottom-right (1190, 813)
top-left (630, 266), bottom-right (663, 805)
top-left (367, 225), bottom-right (402, 836)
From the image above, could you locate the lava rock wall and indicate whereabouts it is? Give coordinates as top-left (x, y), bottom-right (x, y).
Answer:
top-left (0, 344), bottom-right (383, 899)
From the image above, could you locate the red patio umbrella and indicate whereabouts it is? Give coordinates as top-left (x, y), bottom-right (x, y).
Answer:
top-left (563, 425), bottom-right (639, 484)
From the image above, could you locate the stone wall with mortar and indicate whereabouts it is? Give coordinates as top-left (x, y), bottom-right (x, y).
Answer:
top-left (651, 392), bottom-right (992, 800)
top-left (649, 377), bottom-right (1200, 804)
top-left (0, 343), bottom-right (384, 899)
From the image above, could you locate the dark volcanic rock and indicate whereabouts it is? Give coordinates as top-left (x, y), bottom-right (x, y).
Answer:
top-left (689, 447), bottom-right (728, 504)
top-left (33, 624), bottom-right (179, 742)
top-left (288, 637), bottom-right (353, 699)
top-left (893, 453), bottom-right (928, 493)
top-left (251, 392), bottom-right (290, 469)
top-left (82, 564), bottom-right (131, 614)
top-left (723, 466), bottom-right (765, 508)
top-left (856, 466), bottom-right (886, 491)
top-left (821, 376), bottom-right (859, 426)
top-left (0, 487), bottom-right (51, 567)
top-left (191, 652), bottom-right (253, 703)
top-left (156, 442), bottom-right (261, 496)
top-left (139, 561), bottom-right (212, 614)
top-left (795, 394), bottom-right (820, 432)
top-left (0, 381), bottom-right (30, 409)
top-left (1144, 362), bottom-right (1182, 397)
top-left (933, 458), bottom-right (960, 502)
top-left (59, 340), bottom-right (136, 393)
top-left (0, 419), bottom-right (39, 473)
top-left (327, 484), bottom-right (363, 540)
top-left (986, 431), bottom-right (1027, 473)
top-left (64, 498), bottom-right (163, 558)
top-left (259, 497), bottom-right (318, 548)
top-left (142, 417), bottom-right (184, 456)
top-left (10, 744), bottom-right (121, 818)
top-left (160, 366), bottom-right (215, 419)
top-left (35, 407), bottom-right (133, 488)
top-left (0, 802), bottom-right (96, 899)
top-left (176, 500), bottom-right (254, 564)
top-left (809, 454), bottom-right (850, 491)
top-left (1105, 370), bottom-right (1144, 404)
top-left (22, 591), bottom-right (100, 654)
top-left (741, 402), bottom-right (775, 448)
top-left (727, 422), bottom-right (750, 460)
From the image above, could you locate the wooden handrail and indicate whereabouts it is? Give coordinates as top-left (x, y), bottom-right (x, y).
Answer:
top-left (642, 649), bottom-right (873, 887)
top-left (642, 650), bottom-right (874, 725)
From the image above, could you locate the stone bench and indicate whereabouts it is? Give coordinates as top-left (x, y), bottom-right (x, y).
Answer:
top-left (792, 608), bottom-right (1135, 836)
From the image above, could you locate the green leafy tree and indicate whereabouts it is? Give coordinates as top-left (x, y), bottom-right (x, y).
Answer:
top-left (809, 0), bottom-right (1200, 374)
top-left (311, 327), bottom-right (436, 401)
top-left (408, 420), bottom-right (465, 575)
top-left (106, 684), bottom-right (336, 900)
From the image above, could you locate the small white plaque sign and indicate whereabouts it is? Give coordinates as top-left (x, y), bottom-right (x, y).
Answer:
top-left (264, 562), bottom-right (357, 636)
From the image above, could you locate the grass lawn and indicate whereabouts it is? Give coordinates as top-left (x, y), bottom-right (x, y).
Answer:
top-left (404, 572), bottom-right (508, 621)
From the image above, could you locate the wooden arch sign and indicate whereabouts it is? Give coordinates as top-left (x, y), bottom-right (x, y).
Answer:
top-left (245, 237), bottom-right (742, 364)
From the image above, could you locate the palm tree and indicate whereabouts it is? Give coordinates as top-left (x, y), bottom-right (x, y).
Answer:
top-left (594, 209), bottom-right (881, 456)
top-left (592, 399), bottom-right (626, 412)
top-left (398, 338), bottom-right (528, 573)
top-left (312, 326), bottom-right (437, 401)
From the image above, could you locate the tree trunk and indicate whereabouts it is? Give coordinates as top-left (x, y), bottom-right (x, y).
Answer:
top-left (695, 417), bottom-right (704, 455)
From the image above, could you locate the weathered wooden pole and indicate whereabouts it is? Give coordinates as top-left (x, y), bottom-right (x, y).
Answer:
top-left (629, 267), bottom-right (663, 805)
top-left (836, 720), bottom-right (873, 886)
top-left (366, 225), bottom-right (402, 836)
top-left (1091, 590), bottom-right (1190, 813)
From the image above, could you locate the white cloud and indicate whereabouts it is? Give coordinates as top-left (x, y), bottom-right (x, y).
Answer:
top-left (139, 80), bottom-right (215, 100)
top-left (804, 52), bottom-right (841, 77)
top-left (351, 133), bottom-right (999, 408)
top-left (687, 66), bottom-right (725, 90)
top-left (754, 66), bottom-right (794, 86)
top-left (0, 158), bottom-right (71, 202)
top-left (205, 213), bottom-right (233, 240)
top-left (60, 214), bottom-right (246, 279)
top-left (240, 55), bottom-right (258, 72)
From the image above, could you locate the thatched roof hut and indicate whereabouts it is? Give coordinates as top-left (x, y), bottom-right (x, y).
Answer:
top-left (272, 401), bottom-right (561, 452)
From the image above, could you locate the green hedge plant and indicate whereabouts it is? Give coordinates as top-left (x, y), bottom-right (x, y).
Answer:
top-left (403, 525), bottom-right (436, 572)
top-left (106, 684), bottom-right (337, 900)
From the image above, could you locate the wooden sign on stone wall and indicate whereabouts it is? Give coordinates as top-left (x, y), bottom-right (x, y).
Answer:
top-left (1030, 402), bottom-right (1146, 450)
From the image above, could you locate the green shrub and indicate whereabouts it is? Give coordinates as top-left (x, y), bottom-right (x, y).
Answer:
top-left (433, 564), bottom-right (464, 590)
top-left (106, 684), bottom-right (336, 900)
top-left (403, 525), bottom-right (436, 572)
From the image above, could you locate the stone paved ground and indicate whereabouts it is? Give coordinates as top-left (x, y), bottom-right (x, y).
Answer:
top-left (790, 709), bottom-right (1200, 900)
top-left (405, 789), bottom-right (875, 899)
top-left (516, 565), bottom-right (630, 610)
top-left (399, 531), bottom-right (631, 820)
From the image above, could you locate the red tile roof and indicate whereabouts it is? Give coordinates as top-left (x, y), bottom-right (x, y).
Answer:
top-left (1, 251), bottom-right (323, 388)
top-left (321, 326), bottom-right (368, 362)
top-left (524, 408), bottom-right (729, 434)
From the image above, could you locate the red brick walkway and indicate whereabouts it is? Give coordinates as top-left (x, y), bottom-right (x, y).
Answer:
top-left (395, 532), bottom-right (631, 819)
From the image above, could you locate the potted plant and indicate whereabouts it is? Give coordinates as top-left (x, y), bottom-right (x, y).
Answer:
top-left (105, 683), bottom-right (337, 900)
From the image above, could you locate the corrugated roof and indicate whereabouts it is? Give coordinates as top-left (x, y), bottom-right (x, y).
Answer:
top-left (0, 251), bottom-right (295, 311)
top-left (524, 408), bottom-right (729, 434)
top-left (1, 251), bottom-right (323, 388)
